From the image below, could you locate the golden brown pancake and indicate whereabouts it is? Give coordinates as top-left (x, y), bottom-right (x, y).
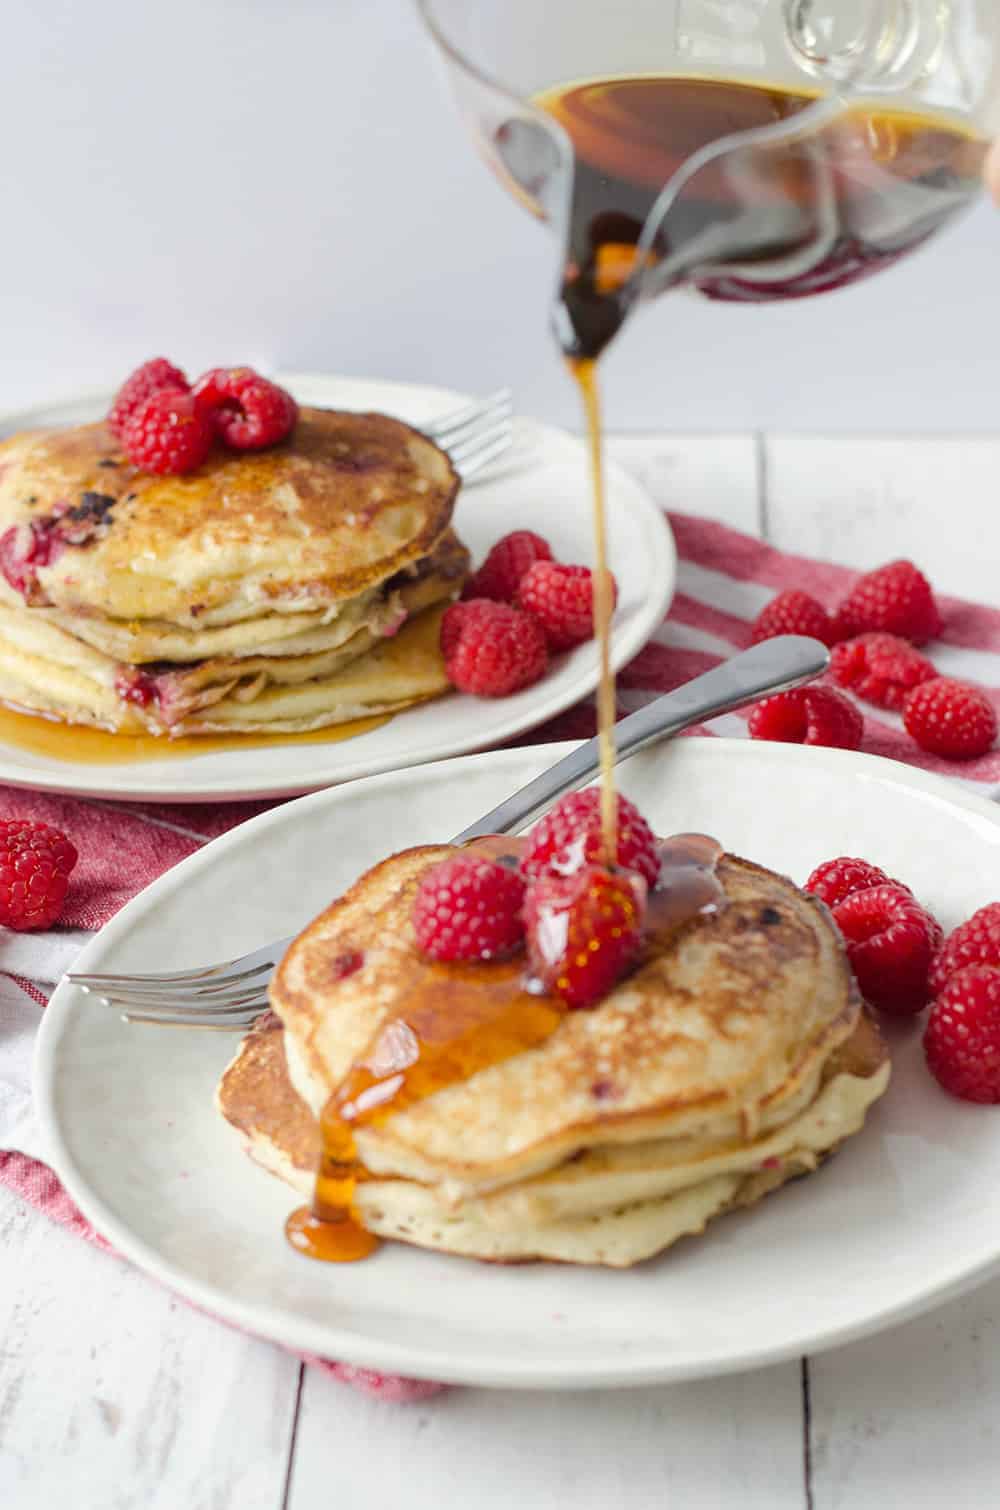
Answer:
top-left (0, 408), bottom-right (468, 735)
top-left (271, 848), bottom-right (864, 1191)
top-left (0, 408), bottom-right (458, 623)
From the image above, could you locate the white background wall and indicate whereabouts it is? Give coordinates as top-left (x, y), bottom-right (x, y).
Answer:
top-left (2, 0), bottom-right (998, 433)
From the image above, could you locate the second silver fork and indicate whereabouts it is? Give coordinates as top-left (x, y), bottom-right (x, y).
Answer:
top-left (68, 635), bottom-right (830, 1029)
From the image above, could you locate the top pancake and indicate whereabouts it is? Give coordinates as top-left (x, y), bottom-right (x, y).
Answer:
top-left (271, 844), bottom-right (858, 1194)
top-left (0, 408), bottom-right (458, 627)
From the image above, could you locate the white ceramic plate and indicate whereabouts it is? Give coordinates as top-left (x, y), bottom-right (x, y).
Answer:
top-left (0, 373), bottom-right (673, 802)
top-left (36, 738), bottom-right (1000, 1389)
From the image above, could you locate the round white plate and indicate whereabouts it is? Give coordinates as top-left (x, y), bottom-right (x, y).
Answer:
top-left (36, 738), bottom-right (1000, 1389)
top-left (0, 373), bottom-right (674, 802)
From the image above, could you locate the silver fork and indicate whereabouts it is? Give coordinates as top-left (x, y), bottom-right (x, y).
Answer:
top-left (421, 388), bottom-right (512, 479)
top-left (68, 635), bottom-right (829, 1028)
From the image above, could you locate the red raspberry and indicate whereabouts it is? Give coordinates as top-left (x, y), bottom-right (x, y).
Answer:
top-left (411, 853), bottom-right (526, 961)
top-left (834, 560), bottom-right (942, 646)
top-left (805, 856), bottom-right (906, 910)
top-left (747, 686), bottom-right (863, 750)
top-left (903, 677), bottom-right (998, 761)
top-left (107, 358), bottom-right (189, 442)
top-left (924, 965), bottom-right (1000, 1103)
top-left (192, 367), bottom-right (298, 450)
top-left (440, 599), bottom-right (548, 697)
top-left (521, 788), bottom-right (659, 889)
top-left (929, 902), bottom-right (1000, 996)
top-left (121, 391), bottom-right (215, 476)
top-left (0, 819), bottom-right (78, 931)
top-left (462, 531), bottom-right (553, 603)
top-left (523, 864), bottom-right (646, 1009)
top-left (830, 633), bottom-right (937, 712)
top-left (517, 561), bottom-right (617, 652)
top-left (439, 598), bottom-right (496, 661)
top-left (751, 590), bottom-right (836, 648)
top-left (832, 883), bottom-right (940, 1015)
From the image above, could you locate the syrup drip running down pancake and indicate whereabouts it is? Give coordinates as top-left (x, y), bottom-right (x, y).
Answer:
top-left (0, 408), bottom-right (468, 735)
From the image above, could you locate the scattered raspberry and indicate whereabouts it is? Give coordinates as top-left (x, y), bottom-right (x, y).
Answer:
top-left (924, 965), bottom-right (1000, 1103)
top-left (747, 686), bottom-right (863, 750)
top-left (462, 531), bottom-right (553, 603)
top-left (521, 788), bottom-right (659, 889)
top-left (192, 367), bottom-right (298, 450)
top-left (121, 391), bottom-right (215, 476)
top-left (0, 819), bottom-right (78, 931)
top-left (832, 883), bottom-right (940, 1015)
top-left (440, 599), bottom-right (548, 697)
top-left (903, 677), bottom-right (998, 761)
top-left (751, 590), bottom-right (836, 648)
top-left (830, 633), bottom-right (937, 712)
top-left (523, 864), bottom-right (646, 1009)
top-left (439, 598), bottom-right (495, 661)
top-left (834, 560), bottom-right (942, 646)
top-left (107, 358), bottom-right (189, 442)
top-left (517, 561), bottom-right (617, 652)
top-left (929, 902), bottom-right (1000, 996)
top-left (805, 856), bottom-right (906, 910)
top-left (411, 853), bottom-right (526, 962)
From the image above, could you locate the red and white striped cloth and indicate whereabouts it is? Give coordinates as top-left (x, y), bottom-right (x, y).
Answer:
top-left (1, 510), bottom-right (997, 1399)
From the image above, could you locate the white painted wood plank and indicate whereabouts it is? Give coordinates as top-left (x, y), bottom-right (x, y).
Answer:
top-left (289, 1364), bottom-right (805, 1510)
top-left (608, 433), bottom-right (761, 534)
top-left (0, 1186), bottom-right (297, 1510)
top-left (764, 436), bottom-right (1000, 603)
top-left (765, 435), bottom-right (1000, 1507)
top-left (809, 1277), bottom-right (1000, 1510)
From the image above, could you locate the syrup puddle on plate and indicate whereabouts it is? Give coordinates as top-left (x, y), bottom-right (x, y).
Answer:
top-left (0, 702), bottom-right (393, 765)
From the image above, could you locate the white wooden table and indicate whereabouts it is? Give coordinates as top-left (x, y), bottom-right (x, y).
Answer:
top-left (2, 431), bottom-right (998, 1509)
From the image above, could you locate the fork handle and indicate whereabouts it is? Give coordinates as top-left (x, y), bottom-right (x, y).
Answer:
top-left (452, 635), bottom-right (828, 845)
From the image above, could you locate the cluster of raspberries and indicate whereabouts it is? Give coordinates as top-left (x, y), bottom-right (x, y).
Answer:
top-left (806, 857), bottom-right (1000, 1106)
top-left (748, 560), bottom-right (997, 762)
top-left (440, 530), bottom-right (617, 697)
top-left (107, 357), bottom-right (298, 476)
top-left (412, 788), bottom-right (653, 1010)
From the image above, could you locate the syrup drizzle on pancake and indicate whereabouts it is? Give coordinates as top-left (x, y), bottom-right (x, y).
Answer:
top-left (286, 834), bottom-right (726, 1262)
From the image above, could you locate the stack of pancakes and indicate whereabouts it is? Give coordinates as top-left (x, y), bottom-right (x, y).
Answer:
top-left (218, 844), bottom-right (890, 1268)
top-left (0, 408), bottom-right (467, 735)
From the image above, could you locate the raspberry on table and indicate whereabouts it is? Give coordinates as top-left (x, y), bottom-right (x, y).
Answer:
top-left (517, 561), bottom-right (617, 651)
top-left (462, 531), bottom-right (553, 603)
top-left (107, 357), bottom-right (189, 442)
top-left (121, 391), bottom-right (215, 476)
top-left (903, 677), bottom-right (998, 761)
top-left (521, 787), bottom-right (659, 889)
top-left (523, 863), bottom-right (646, 1009)
top-left (805, 856), bottom-right (907, 910)
top-left (924, 964), bottom-right (1000, 1103)
top-left (830, 633), bottom-right (937, 711)
top-left (192, 367), bottom-right (298, 450)
top-left (411, 853), bottom-right (526, 962)
top-left (747, 686), bottom-right (864, 750)
top-left (751, 589), bottom-right (836, 648)
top-left (833, 560), bottom-right (942, 646)
top-left (440, 599), bottom-right (548, 697)
top-left (929, 902), bottom-right (1000, 996)
top-left (832, 882), bottom-right (940, 1015)
top-left (0, 819), bottom-right (78, 932)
